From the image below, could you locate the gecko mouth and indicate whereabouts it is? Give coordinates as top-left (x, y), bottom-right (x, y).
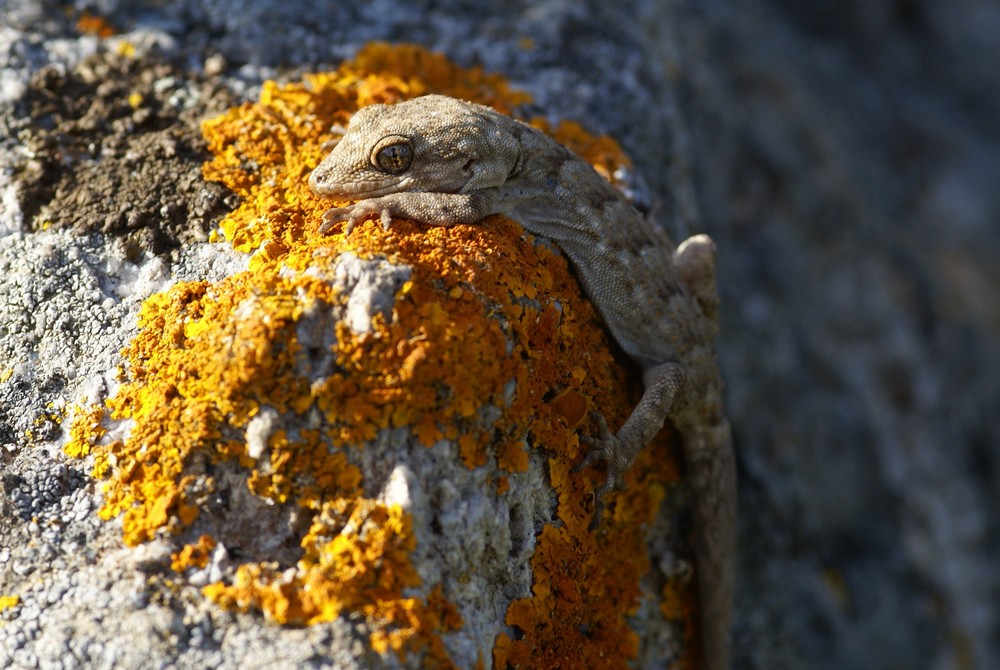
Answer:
top-left (308, 170), bottom-right (410, 198)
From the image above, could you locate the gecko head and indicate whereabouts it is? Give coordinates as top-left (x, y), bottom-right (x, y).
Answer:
top-left (309, 95), bottom-right (521, 199)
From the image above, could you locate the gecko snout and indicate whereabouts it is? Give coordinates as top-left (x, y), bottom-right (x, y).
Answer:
top-left (308, 165), bottom-right (332, 195)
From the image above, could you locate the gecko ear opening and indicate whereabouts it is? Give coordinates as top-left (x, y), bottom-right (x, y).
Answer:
top-left (371, 135), bottom-right (414, 174)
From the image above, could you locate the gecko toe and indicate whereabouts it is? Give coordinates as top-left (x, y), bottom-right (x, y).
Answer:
top-left (572, 446), bottom-right (603, 473)
top-left (590, 411), bottom-right (614, 440)
top-left (380, 209), bottom-right (393, 230)
top-left (588, 503), bottom-right (604, 530)
top-left (319, 207), bottom-right (352, 234)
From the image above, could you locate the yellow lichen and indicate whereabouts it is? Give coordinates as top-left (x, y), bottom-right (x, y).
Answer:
top-left (63, 403), bottom-right (106, 458)
top-left (0, 595), bottom-right (19, 613)
top-left (64, 42), bottom-right (686, 668)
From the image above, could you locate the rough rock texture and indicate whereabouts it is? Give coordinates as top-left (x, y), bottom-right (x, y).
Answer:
top-left (1, 1), bottom-right (998, 669)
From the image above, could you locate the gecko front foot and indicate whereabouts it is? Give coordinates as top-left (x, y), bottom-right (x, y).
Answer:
top-left (319, 200), bottom-right (393, 235)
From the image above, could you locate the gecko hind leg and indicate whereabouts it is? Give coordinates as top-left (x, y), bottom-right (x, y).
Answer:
top-left (574, 362), bottom-right (685, 528)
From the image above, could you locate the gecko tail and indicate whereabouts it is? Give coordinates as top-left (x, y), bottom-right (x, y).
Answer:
top-left (685, 419), bottom-right (736, 670)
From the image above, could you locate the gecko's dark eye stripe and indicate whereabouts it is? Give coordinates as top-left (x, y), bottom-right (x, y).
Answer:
top-left (372, 137), bottom-right (413, 174)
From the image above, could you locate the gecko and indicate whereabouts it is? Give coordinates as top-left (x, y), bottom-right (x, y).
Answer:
top-left (308, 94), bottom-right (736, 670)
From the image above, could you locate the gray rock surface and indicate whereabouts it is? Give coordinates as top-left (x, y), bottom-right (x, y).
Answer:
top-left (2, 1), bottom-right (998, 669)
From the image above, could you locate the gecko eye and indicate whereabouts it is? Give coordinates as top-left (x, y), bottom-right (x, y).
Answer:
top-left (371, 136), bottom-right (414, 175)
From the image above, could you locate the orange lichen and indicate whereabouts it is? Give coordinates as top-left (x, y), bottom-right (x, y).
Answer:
top-left (76, 11), bottom-right (117, 38)
top-left (203, 500), bottom-right (462, 667)
top-left (548, 387), bottom-right (588, 428)
top-left (64, 42), bottom-right (686, 667)
top-left (660, 572), bottom-right (703, 670)
top-left (171, 534), bottom-right (217, 572)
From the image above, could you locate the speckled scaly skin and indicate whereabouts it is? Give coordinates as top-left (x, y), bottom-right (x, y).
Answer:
top-left (309, 94), bottom-right (736, 670)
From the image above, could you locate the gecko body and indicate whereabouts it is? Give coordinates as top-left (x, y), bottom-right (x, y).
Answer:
top-left (309, 94), bottom-right (735, 670)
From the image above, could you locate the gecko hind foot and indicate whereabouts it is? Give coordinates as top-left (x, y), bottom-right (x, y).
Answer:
top-left (574, 411), bottom-right (628, 528)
